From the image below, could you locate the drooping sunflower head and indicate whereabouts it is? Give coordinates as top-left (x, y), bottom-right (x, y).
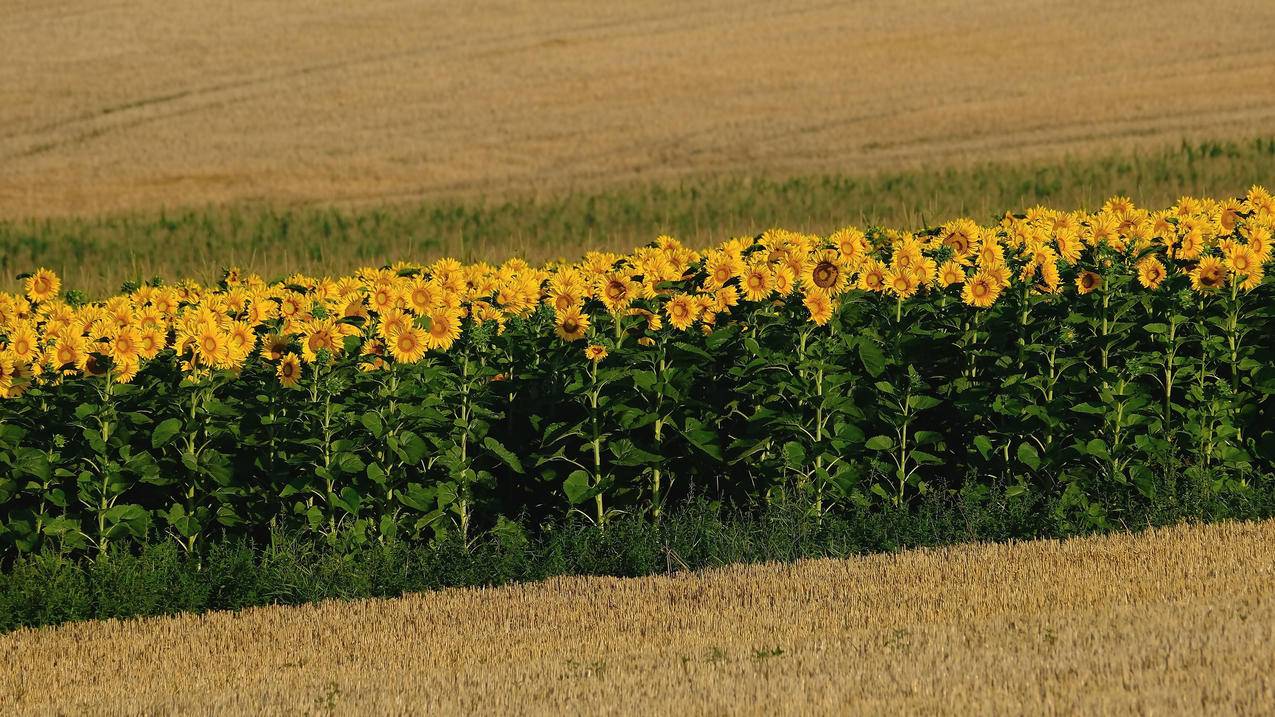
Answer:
top-left (1075, 270), bottom-right (1102, 296)
top-left (803, 289), bottom-right (834, 326)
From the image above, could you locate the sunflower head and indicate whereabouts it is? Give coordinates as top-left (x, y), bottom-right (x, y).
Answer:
top-left (1136, 256), bottom-right (1167, 290)
top-left (277, 353), bottom-right (303, 388)
top-left (584, 344), bottom-right (608, 363)
top-left (803, 289), bottom-right (834, 326)
top-left (24, 269), bottom-right (61, 304)
top-left (1075, 271), bottom-right (1102, 296)
top-left (1189, 257), bottom-right (1228, 292)
top-left (961, 273), bottom-right (1001, 308)
top-left (554, 307), bottom-right (590, 342)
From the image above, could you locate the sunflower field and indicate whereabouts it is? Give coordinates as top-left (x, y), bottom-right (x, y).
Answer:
top-left (1, 190), bottom-right (1274, 559)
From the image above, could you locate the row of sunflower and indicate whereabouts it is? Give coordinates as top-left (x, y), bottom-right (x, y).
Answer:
top-left (0, 190), bottom-right (1273, 557)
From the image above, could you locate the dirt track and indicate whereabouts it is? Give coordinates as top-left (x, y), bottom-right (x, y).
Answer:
top-left (3, 0), bottom-right (1274, 217)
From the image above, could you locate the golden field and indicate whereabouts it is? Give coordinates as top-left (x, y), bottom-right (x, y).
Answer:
top-left (3, 0), bottom-right (1274, 217)
top-left (3, 520), bottom-right (1273, 715)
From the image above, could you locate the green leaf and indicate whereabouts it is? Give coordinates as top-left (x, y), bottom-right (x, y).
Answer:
top-left (151, 418), bottom-right (182, 449)
top-left (361, 412), bottom-right (384, 438)
top-left (973, 435), bottom-right (993, 460)
top-left (563, 470), bottom-right (593, 505)
top-left (783, 441), bottom-right (807, 469)
top-left (1016, 442), bottom-right (1040, 471)
top-left (483, 437), bottom-right (525, 474)
top-left (908, 395), bottom-right (941, 411)
top-left (865, 435), bottom-right (895, 451)
top-left (858, 340), bottom-right (886, 377)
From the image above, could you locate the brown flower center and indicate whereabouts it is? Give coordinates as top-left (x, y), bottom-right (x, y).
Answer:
top-left (812, 261), bottom-right (839, 289)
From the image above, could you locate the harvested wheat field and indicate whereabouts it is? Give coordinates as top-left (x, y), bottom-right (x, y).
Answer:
top-left (3, 0), bottom-right (1274, 217)
top-left (3, 521), bottom-right (1273, 715)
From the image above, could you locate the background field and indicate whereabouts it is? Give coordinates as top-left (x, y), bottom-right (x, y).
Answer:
top-left (3, 1), bottom-right (1275, 294)
top-left (3, 519), bottom-right (1272, 714)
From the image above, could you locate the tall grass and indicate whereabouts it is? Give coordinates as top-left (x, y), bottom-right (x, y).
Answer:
top-left (2, 138), bottom-right (1272, 296)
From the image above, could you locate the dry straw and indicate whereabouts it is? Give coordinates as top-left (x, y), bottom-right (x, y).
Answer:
top-left (3, 519), bottom-right (1273, 715)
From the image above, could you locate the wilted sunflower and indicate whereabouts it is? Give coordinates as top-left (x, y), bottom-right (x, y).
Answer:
top-left (961, 273), bottom-right (1001, 308)
top-left (665, 293), bottom-right (699, 330)
top-left (584, 344), bottom-right (608, 362)
top-left (277, 353), bottom-right (302, 388)
top-left (1136, 256), bottom-right (1167, 290)
top-left (24, 269), bottom-right (61, 304)
top-left (1189, 257), bottom-right (1227, 292)
top-left (554, 307), bottom-right (590, 342)
top-left (803, 289), bottom-right (834, 326)
top-left (1075, 271), bottom-right (1102, 295)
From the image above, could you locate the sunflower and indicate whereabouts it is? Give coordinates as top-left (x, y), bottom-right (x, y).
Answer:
top-left (378, 309), bottom-right (413, 342)
top-left (5, 323), bottom-right (38, 362)
top-left (24, 269), bottom-right (60, 304)
top-left (943, 219), bottom-right (979, 264)
top-left (137, 327), bottom-right (166, 359)
top-left (107, 327), bottom-right (140, 364)
top-left (584, 344), bottom-right (608, 362)
top-left (885, 266), bottom-right (920, 299)
top-left (554, 307), bottom-right (590, 342)
top-left (937, 260), bottom-right (966, 287)
top-left (195, 325), bottom-right (231, 367)
top-left (803, 289), bottom-right (834, 326)
top-left (857, 259), bottom-right (888, 292)
top-left (831, 227), bottom-right (869, 265)
top-left (740, 261), bottom-right (773, 302)
top-left (1224, 245), bottom-right (1259, 277)
top-left (598, 273), bottom-right (636, 313)
top-left (407, 279), bottom-right (440, 314)
top-left (702, 250), bottom-right (744, 289)
top-left (665, 293), bottom-right (699, 330)
top-left (1189, 257), bottom-right (1227, 292)
top-left (1136, 256), bottom-right (1167, 290)
top-left (803, 250), bottom-right (849, 295)
top-left (113, 357), bottom-right (140, 384)
top-left (277, 353), bottom-right (303, 388)
top-left (771, 265), bottom-right (796, 296)
top-left (424, 306), bottom-right (464, 351)
top-left (388, 327), bottom-right (428, 363)
top-left (961, 273), bottom-right (1001, 308)
top-left (1075, 271), bottom-right (1102, 296)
